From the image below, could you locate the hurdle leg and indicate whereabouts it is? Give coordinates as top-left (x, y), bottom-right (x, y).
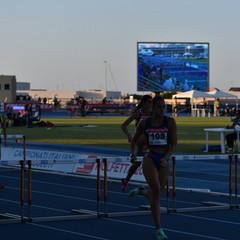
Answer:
top-left (28, 160), bottom-right (32, 221)
top-left (235, 155), bottom-right (239, 208)
top-left (229, 155), bottom-right (233, 209)
top-left (172, 156), bottom-right (176, 213)
top-left (96, 158), bottom-right (101, 217)
top-left (20, 160), bottom-right (25, 223)
top-left (103, 158), bottom-right (108, 217)
top-left (166, 175), bottom-right (170, 213)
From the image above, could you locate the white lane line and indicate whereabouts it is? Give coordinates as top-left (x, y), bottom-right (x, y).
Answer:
top-left (104, 218), bottom-right (230, 240)
top-left (176, 212), bottom-right (240, 225)
top-left (27, 222), bottom-right (111, 240)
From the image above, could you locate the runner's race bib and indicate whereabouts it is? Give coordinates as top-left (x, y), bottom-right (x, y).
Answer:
top-left (147, 128), bottom-right (168, 146)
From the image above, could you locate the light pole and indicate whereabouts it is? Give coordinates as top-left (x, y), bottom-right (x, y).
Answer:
top-left (104, 60), bottom-right (108, 97)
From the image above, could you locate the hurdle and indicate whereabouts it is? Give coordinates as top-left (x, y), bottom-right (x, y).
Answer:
top-left (98, 156), bottom-right (159, 218)
top-left (0, 134), bottom-right (26, 224)
top-left (1, 156), bottom-right (106, 223)
top-left (99, 156), bottom-right (180, 218)
top-left (28, 158), bottom-right (104, 223)
top-left (1, 152), bottom-right (239, 223)
top-left (166, 154), bottom-right (240, 213)
top-left (0, 160), bottom-right (26, 224)
top-left (78, 156), bottom-right (157, 219)
top-left (100, 154), bottom-right (240, 217)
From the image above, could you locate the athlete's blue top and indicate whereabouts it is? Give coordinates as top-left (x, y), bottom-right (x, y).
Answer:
top-left (144, 116), bottom-right (169, 148)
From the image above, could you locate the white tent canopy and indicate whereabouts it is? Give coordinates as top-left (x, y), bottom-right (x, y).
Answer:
top-left (207, 90), bottom-right (238, 99)
top-left (172, 90), bottom-right (238, 116)
top-left (172, 90), bottom-right (212, 99)
top-left (172, 90), bottom-right (212, 116)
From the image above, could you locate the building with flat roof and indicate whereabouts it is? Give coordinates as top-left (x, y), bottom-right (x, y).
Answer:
top-left (76, 90), bottom-right (121, 101)
top-left (0, 75), bottom-right (16, 102)
top-left (16, 82), bottom-right (31, 90)
top-left (16, 89), bottom-right (76, 105)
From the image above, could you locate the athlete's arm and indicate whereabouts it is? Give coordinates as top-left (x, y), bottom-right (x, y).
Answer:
top-left (130, 119), bottom-right (145, 161)
top-left (121, 110), bottom-right (140, 142)
top-left (162, 117), bottom-right (177, 162)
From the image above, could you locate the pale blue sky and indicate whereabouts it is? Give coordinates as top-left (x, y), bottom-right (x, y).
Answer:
top-left (0, 0), bottom-right (240, 94)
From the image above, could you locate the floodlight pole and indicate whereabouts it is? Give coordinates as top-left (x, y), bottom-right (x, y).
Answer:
top-left (104, 60), bottom-right (108, 97)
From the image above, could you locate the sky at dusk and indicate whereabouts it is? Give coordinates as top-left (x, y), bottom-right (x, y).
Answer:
top-left (1, 0), bottom-right (240, 94)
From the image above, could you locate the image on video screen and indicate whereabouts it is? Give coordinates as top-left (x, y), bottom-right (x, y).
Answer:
top-left (137, 42), bottom-right (209, 92)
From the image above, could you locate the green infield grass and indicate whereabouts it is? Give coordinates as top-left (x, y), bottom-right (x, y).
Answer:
top-left (6, 116), bottom-right (231, 154)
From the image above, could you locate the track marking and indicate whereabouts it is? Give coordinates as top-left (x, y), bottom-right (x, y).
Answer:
top-left (104, 218), bottom-right (229, 240)
top-left (176, 212), bottom-right (240, 225)
top-left (27, 222), bottom-right (111, 240)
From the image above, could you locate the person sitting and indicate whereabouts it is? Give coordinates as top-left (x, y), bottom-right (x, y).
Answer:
top-left (226, 110), bottom-right (240, 152)
top-left (27, 105), bottom-right (41, 128)
top-left (5, 107), bottom-right (14, 127)
top-left (9, 105), bottom-right (27, 127)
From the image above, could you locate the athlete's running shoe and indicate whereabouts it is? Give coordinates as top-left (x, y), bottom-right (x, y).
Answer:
top-left (156, 228), bottom-right (168, 240)
top-left (121, 178), bottom-right (128, 193)
top-left (0, 183), bottom-right (4, 189)
top-left (129, 185), bottom-right (145, 197)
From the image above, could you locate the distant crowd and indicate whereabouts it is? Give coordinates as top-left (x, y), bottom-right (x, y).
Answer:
top-left (5, 104), bottom-right (41, 128)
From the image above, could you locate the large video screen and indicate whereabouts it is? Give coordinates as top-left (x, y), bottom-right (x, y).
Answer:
top-left (137, 42), bottom-right (209, 92)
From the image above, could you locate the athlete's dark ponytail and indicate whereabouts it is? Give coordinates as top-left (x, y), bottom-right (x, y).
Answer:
top-left (136, 94), bottom-right (152, 110)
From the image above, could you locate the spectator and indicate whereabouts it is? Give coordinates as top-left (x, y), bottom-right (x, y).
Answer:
top-left (5, 107), bottom-right (14, 127)
top-left (202, 97), bottom-right (208, 117)
top-left (215, 98), bottom-right (221, 117)
top-left (27, 105), bottom-right (41, 128)
top-left (172, 96), bottom-right (178, 117)
top-left (10, 106), bottom-right (27, 127)
top-left (226, 110), bottom-right (240, 152)
top-left (43, 97), bottom-right (47, 104)
top-left (54, 96), bottom-right (58, 110)
top-left (80, 97), bottom-right (87, 117)
top-left (102, 97), bottom-right (107, 104)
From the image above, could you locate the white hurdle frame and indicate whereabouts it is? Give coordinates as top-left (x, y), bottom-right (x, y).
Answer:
top-left (26, 158), bottom-right (102, 223)
top-left (100, 154), bottom-right (240, 217)
top-left (0, 135), bottom-right (26, 224)
top-left (1, 151), bottom-right (239, 223)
